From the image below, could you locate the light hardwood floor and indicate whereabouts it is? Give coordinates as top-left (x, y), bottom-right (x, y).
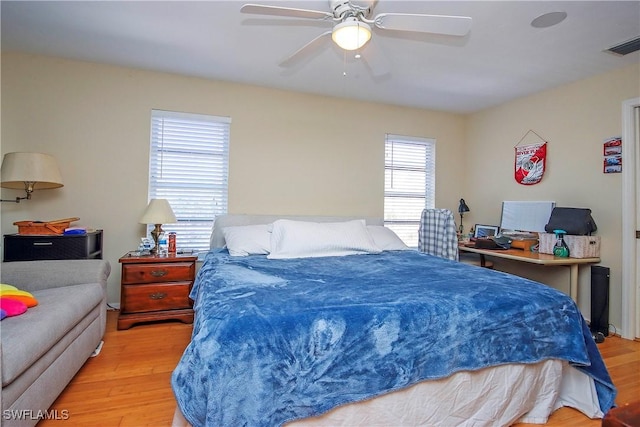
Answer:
top-left (39, 310), bottom-right (640, 426)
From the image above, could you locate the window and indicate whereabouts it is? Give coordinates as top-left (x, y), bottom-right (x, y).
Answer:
top-left (149, 110), bottom-right (230, 253)
top-left (384, 134), bottom-right (435, 247)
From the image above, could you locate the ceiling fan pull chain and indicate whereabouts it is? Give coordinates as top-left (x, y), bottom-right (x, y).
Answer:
top-left (343, 50), bottom-right (347, 77)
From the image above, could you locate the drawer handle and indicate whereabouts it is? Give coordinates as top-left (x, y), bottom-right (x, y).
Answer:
top-left (149, 292), bottom-right (167, 300)
top-left (33, 242), bottom-right (54, 246)
top-left (150, 270), bottom-right (168, 277)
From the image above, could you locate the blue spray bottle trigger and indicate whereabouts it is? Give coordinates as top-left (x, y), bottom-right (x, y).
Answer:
top-left (552, 229), bottom-right (570, 258)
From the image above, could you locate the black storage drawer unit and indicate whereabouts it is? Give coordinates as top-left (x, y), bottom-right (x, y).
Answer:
top-left (3, 230), bottom-right (103, 261)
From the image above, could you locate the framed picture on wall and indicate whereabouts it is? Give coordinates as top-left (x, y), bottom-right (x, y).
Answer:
top-left (603, 137), bottom-right (622, 173)
top-left (604, 154), bottom-right (622, 173)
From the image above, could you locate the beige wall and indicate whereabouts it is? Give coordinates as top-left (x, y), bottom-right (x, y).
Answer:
top-left (2, 53), bottom-right (637, 329)
top-left (464, 63), bottom-right (640, 328)
top-left (0, 52), bottom-right (466, 304)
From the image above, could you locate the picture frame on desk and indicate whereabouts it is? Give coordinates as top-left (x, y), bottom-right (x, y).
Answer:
top-left (474, 224), bottom-right (499, 238)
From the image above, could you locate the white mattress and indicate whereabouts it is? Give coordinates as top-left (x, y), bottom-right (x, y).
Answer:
top-left (172, 360), bottom-right (602, 427)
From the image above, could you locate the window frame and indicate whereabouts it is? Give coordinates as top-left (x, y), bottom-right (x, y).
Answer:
top-left (148, 109), bottom-right (231, 253)
top-left (383, 134), bottom-right (436, 247)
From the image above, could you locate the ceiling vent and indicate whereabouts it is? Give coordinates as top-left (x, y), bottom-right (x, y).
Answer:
top-left (606, 37), bottom-right (640, 56)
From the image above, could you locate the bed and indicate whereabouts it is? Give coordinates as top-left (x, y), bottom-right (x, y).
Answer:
top-left (171, 215), bottom-right (616, 427)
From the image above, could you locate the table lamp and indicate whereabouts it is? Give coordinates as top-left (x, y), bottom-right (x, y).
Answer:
top-left (139, 199), bottom-right (176, 254)
top-left (458, 198), bottom-right (470, 235)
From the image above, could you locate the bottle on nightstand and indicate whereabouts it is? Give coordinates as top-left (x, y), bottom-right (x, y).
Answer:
top-left (158, 237), bottom-right (168, 255)
top-left (168, 232), bottom-right (177, 253)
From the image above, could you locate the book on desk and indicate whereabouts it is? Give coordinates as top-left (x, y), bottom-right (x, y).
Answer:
top-left (501, 231), bottom-right (539, 251)
top-left (465, 232), bottom-right (537, 251)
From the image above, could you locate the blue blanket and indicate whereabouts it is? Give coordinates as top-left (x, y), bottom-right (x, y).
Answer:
top-left (172, 250), bottom-right (616, 427)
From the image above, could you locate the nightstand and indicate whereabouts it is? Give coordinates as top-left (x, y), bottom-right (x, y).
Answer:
top-left (117, 253), bottom-right (197, 330)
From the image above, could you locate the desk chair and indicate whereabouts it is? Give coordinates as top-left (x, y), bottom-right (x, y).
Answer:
top-left (459, 251), bottom-right (494, 269)
top-left (418, 209), bottom-right (459, 261)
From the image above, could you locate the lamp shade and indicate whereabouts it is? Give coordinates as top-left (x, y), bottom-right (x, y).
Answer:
top-left (332, 18), bottom-right (372, 51)
top-left (458, 198), bottom-right (470, 214)
top-left (0, 152), bottom-right (63, 190)
top-left (139, 199), bottom-right (177, 225)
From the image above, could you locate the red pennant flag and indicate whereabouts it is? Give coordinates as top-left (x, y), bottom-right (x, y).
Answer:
top-left (515, 142), bottom-right (547, 185)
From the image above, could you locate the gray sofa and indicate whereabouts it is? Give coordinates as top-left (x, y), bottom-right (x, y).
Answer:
top-left (1, 259), bottom-right (110, 427)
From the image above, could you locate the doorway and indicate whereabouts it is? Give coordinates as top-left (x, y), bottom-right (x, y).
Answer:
top-left (621, 97), bottom-right (639, 340)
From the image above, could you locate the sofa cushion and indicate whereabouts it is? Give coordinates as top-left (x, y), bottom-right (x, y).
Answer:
top-left (1, 283), bottom-right (103, 387)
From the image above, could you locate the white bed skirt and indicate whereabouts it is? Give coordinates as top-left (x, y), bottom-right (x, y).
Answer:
top-left (172, 360), bottom-right (603, 427)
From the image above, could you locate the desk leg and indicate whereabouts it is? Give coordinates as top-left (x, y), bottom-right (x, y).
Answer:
top-left (569, 264), bottom-right (579, 303)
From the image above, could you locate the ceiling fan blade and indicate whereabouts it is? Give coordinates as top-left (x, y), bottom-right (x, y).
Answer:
top-left (241, 4), bottom-right (333, 20)
top-left (374, 13), bottom-right (472, 36)
top-left (279, 31), bottom-right (333, 68)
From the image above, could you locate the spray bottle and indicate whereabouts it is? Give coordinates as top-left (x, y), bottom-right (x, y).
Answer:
top-left (552, 229), bottom-right (570, 258)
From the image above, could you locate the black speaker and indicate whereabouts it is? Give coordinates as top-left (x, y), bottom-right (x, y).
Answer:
top-left (590, 265), bottom-right (610, 336)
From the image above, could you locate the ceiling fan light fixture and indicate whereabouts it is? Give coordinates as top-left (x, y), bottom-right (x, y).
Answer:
top-left (332, 18), bottom-right (372, 51)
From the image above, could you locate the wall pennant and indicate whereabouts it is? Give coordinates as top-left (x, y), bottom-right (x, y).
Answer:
top-left (514, 130), bottom-right (548, 185)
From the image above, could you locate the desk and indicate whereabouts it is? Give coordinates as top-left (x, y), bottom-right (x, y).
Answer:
top-left (459, 245), bottom-right (600, 303)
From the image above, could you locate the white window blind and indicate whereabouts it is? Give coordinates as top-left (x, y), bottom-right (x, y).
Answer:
top-left (149, 110), bottom-right (230, 253)
top-left (384, 134), bottom-right (435, 247)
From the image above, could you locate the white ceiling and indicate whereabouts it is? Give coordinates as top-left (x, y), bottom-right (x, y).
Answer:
top-left (2, 1), bottom-right (639, 113)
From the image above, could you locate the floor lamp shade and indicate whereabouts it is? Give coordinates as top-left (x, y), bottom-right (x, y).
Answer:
top-left (1, 152), bottom-right (64, 190)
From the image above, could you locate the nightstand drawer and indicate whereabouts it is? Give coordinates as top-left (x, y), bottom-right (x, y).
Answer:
top-left (121, 262), bottom-right (194, 284)
top-left (121, 282), bottom-right (191, 313)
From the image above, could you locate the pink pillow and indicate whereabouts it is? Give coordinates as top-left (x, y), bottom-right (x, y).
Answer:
top-left (0, 297), bottom-right (28, 318)
top-left (0, 290), bottom-right (38, 307)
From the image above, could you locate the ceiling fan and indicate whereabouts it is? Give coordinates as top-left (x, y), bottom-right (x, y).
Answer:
top-left (240, 1), bottom-right (472, 73)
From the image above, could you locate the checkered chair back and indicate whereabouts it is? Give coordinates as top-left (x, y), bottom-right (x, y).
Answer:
top-left (418, 209), bottom-right (459, 261)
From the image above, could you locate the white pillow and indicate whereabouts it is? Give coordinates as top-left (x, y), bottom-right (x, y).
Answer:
top-left (367, 226), bottom-right (409, 251)
top-left (222, 224), bottom-right (271, 256)
top-left (268, 219), bottom-right (382, 259)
